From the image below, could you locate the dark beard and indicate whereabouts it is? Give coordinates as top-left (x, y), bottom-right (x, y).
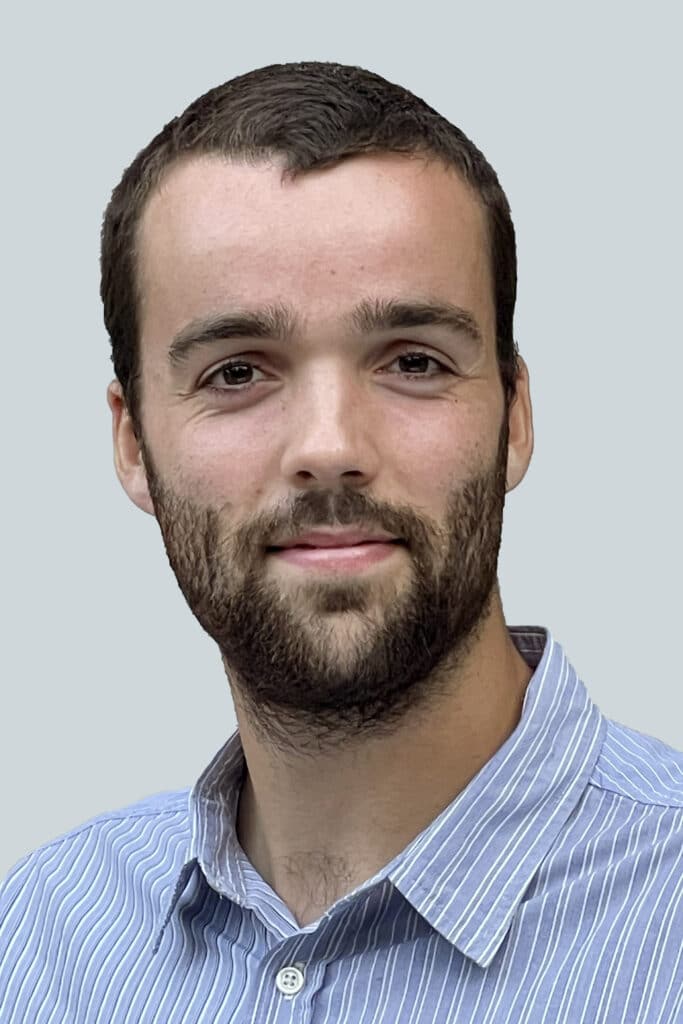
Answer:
top-left (141, 420), bottom-right (508, 755)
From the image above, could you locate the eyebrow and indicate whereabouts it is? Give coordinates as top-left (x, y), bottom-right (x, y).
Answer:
top-left (349, 297), bottom-right (482, 343)
top-left (167, 297), bottom-right (482, 369)
top-left (168, 304), bottom-right (295, 368)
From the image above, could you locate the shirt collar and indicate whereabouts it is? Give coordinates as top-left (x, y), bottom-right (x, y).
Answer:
top-left (156, 627), bottom-right (605, 966)
top-left (387, 627), bottom-right (605, 965)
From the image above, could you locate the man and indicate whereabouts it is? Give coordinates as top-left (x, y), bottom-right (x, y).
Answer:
top-left (1, 61), bottom-right (681, 1024)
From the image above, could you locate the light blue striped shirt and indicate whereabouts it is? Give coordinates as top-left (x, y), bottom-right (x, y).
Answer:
top-left (2, 627), bottom-right (682, 1022)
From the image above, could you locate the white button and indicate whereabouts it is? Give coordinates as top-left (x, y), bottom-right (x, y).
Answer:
top-left (275, 964), bottom-right (305, 995)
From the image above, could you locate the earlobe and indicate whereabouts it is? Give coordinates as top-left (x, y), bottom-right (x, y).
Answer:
top-left (107, 380), bottom-right (155, 515)
top-left (505, 357), bottom-right (534, 493)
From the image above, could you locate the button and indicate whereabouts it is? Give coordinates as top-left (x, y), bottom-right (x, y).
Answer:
top-left (275, 964), bottom-right (305, 996)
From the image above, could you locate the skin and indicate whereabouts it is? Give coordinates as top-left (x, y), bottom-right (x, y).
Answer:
top-left (108, 151), bottom-right (534, 926)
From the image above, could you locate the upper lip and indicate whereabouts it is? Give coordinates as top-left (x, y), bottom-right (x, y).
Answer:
top-left (269, 529), bottom-right (401, 549)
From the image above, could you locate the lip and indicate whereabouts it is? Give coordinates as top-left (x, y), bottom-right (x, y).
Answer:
top-left (269, 529), bottom-right (400, 549)
top-left (268, 540), bottom-right (403, 572)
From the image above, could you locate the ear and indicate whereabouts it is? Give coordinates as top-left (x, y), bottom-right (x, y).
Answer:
top-left (107, 380), bottom-right (155, 515)
top-left (505, 356), bottom-right (534, 492)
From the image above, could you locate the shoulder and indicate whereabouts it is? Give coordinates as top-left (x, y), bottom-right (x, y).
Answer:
top-left (5, 788), bottom-right (191, 867)
top-left (524, 720), bottom-right (682, 1002)
top-left (0, 792), bottom-right (194, 1018)
top-left (0, 789), bottom-right (191, 920)
top-left (537, 718), bottom-right (682, 904)
top-left (553, 718), bottom-right (683, 920)
top-left (589, 717), bottom-right (683, 808)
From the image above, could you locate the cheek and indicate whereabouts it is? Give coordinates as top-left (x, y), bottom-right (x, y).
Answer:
top-left (144, 385), bottom-right (503, 512)
top-left (150, 413), bottom-right (281, 507)
top-left (388, 397), bottom-right (501, 505)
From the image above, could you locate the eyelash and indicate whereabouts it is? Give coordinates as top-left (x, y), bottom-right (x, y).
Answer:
top-left (201, 351), bottom-right (453, 396)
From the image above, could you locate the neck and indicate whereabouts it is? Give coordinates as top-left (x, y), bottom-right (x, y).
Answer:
top-left (231, 594), bottom-right (532, 926)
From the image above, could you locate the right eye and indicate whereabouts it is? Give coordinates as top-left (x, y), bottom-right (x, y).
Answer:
top-left (202, 359), bottom-right (267, 395)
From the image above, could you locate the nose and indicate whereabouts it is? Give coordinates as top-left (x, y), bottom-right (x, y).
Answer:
top-left (279, 364), bottom-right (381, 490)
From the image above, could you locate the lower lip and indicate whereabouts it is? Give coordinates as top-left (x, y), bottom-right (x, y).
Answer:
top-left (269, 541), bottom-right (403, 572)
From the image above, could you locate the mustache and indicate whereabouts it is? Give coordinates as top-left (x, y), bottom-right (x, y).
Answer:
top-left (234, 488), bottom-right (431, 554)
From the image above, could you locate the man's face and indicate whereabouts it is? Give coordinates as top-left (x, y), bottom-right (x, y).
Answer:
top-left (111, 152), bottom-right (532, 751)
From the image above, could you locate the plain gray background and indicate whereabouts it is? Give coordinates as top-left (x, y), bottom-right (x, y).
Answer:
top-left (2, 1), bottom-right (681, 878)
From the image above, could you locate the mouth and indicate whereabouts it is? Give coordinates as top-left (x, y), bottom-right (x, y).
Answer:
top-left (266, 539), bottom-right (406, 573)
top-left (267, 539), bottom-right (405, 552)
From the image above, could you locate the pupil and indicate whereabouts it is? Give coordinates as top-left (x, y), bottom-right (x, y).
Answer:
top-left (400, 354), bottom-right (428, 373)
top-left (223, 363), bottom-right (251, 385)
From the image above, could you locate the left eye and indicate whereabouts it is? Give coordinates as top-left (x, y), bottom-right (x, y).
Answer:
top-left (201, 350), bottom-right (449, 394)
top-left (389, 352), bottom-right (447, 377)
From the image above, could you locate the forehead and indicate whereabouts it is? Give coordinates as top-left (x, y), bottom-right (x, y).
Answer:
top-left (136, 152), bottom-right (493, 351)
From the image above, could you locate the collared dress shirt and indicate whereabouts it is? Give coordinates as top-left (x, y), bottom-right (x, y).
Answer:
top-left (1, 627), bottom-right (682, 1023)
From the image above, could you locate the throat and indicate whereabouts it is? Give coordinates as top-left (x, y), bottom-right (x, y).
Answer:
top-left (237, 774), bottom-right (373, 924)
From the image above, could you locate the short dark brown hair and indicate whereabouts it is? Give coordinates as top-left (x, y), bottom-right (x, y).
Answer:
top-left (101, 61), bottom-right (519, 435)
